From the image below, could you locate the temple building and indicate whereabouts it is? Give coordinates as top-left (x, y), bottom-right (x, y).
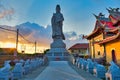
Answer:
top-left (68, 43), bottom-right (89, 57)
top-left (86, 7), bottom-right (120, 64)
top-left (98, 8), bottom-right (120, 64)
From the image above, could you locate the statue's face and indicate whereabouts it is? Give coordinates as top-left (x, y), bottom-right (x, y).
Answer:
top-left (56, 6), bottom-right (60, 13)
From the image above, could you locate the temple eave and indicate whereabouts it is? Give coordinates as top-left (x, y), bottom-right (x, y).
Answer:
top-left (86, 27), bottom-right (103, 40)
top-left (98, 33), bottom-right (120, 45)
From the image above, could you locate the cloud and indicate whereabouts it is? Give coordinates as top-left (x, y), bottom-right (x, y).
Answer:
top-left (65, 31), bottom-right (77, 40)
top-left (0, 22), bottom-right (88, 49)
top-left (0, 25), bottom-right (16, 42)
top-left (0, 2), bottom-right (14, 20)
top-left (64, 31), bottom-right (88, 48)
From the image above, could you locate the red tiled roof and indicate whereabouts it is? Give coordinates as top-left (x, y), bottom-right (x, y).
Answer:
top-left (100, 20), bottom-right (115, 29)
top-left (107, 27), bottom-right (119, 34)
top-left (109, 14), bottom-right (120, 26)
top-left (109, 15), bottom-right (118, 25)
top-left (68, 43), bottom-right (89, 50)
top-left (86, 14), bottom-right (116, 40)
top-left (98, 33), bottom-right (120, 45)
top-left (113, 21), bottom-right (120, 26)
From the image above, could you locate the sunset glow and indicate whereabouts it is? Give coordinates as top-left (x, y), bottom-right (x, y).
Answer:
top-left (0, 42), bottom-right (49, 54)
top-left (4, 42), bottom-right (16, 48)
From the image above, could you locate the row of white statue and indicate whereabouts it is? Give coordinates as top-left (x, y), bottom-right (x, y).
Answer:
top-left (0, 57), bottom-right (44, 80)
top-left (74, 58), bottom-right (120, 80)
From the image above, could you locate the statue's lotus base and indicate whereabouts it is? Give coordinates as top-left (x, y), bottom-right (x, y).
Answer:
top-left (50, 39), bottom-right (66, 48)
top-left (46, 39), bottom-right (69, 61)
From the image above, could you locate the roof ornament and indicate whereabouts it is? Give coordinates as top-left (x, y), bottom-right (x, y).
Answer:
top-left (93, 13), bottom-right (106, 28)
top-left (116, 8), bottom-right (119, 12)
top-left (109, 7), bottom-right (114, 11)
top-left (93, 14), bottom-right (98, 19)
top-left (107, 7), bottom-right (120, 12)
top-left (106, 8), bottom-right (111, 12)
top-left (98, 13), bottom-right (105, 17)
top-left (93, 13), bottom-right (105, 19)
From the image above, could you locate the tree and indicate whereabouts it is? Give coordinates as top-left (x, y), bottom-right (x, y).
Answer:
top-left (44, 49), bottom-right (50, 54)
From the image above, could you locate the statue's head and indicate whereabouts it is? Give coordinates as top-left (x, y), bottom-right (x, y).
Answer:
top-left (56, 4), bottom-right (61, 13)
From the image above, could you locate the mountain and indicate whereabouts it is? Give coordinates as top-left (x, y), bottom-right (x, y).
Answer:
top-left (16, 22), bottom-right (52, 46)
top-left (0, 22), bottom-right (88, 49)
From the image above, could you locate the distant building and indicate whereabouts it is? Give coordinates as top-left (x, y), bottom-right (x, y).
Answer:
top-left (86, 8), bottom-right (120, 64)
top-left (68, 43), bottom-right (89, 57)
top-left (0, 48), bottom-right (16, 55)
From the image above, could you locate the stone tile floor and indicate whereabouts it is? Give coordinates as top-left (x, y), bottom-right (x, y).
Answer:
top-left (19, 61), bottom-right (102, 80)
top-left (35, 61), bottom-right (84, 80)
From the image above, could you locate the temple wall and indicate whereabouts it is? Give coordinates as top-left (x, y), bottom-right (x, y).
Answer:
top-left (105, 40), bottom-right (120, 64)
top-left (89, 33), bottom-right (104, 59)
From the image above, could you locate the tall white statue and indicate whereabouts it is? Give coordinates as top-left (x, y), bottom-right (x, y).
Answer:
top-left (51, 5), bottom-right (65, 40)
top-left (47, 5), bottom-right (69, 61)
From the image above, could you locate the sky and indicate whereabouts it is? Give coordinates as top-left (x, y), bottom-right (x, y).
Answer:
top-left (0, 0), bottom-right (120, 53)
top-left (0, 0), bottom-right (120, 35)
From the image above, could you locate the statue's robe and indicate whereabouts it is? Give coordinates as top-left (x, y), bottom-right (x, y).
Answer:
top-left (51, 12), bottom-right (65, 40)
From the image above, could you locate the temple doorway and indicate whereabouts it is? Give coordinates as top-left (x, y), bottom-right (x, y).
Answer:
top-left (111, 49), bottom-right (117, 63)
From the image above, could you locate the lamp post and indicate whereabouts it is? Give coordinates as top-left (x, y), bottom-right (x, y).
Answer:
top-left (35, 41), bottom-right (37, 54)
top-left (16, 29), bottom-right (19, 51)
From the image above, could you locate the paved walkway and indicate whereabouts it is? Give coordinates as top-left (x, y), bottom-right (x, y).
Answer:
top-left (35, 61), bottom-right (85, 80)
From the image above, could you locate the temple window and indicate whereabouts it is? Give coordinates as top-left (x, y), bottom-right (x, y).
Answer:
top-left (71, 50), bottom-right (74, 53)
top-left (98, 51), bottom-right (100, 55)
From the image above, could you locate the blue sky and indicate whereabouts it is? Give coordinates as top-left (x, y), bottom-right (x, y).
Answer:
top-left (0, 0), bottom-right (120, 35)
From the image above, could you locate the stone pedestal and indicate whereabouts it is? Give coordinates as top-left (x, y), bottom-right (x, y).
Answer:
top-left (51, 39), bottom-right (66, 48)
top-left (46, 39), bottom-right (69, 61)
